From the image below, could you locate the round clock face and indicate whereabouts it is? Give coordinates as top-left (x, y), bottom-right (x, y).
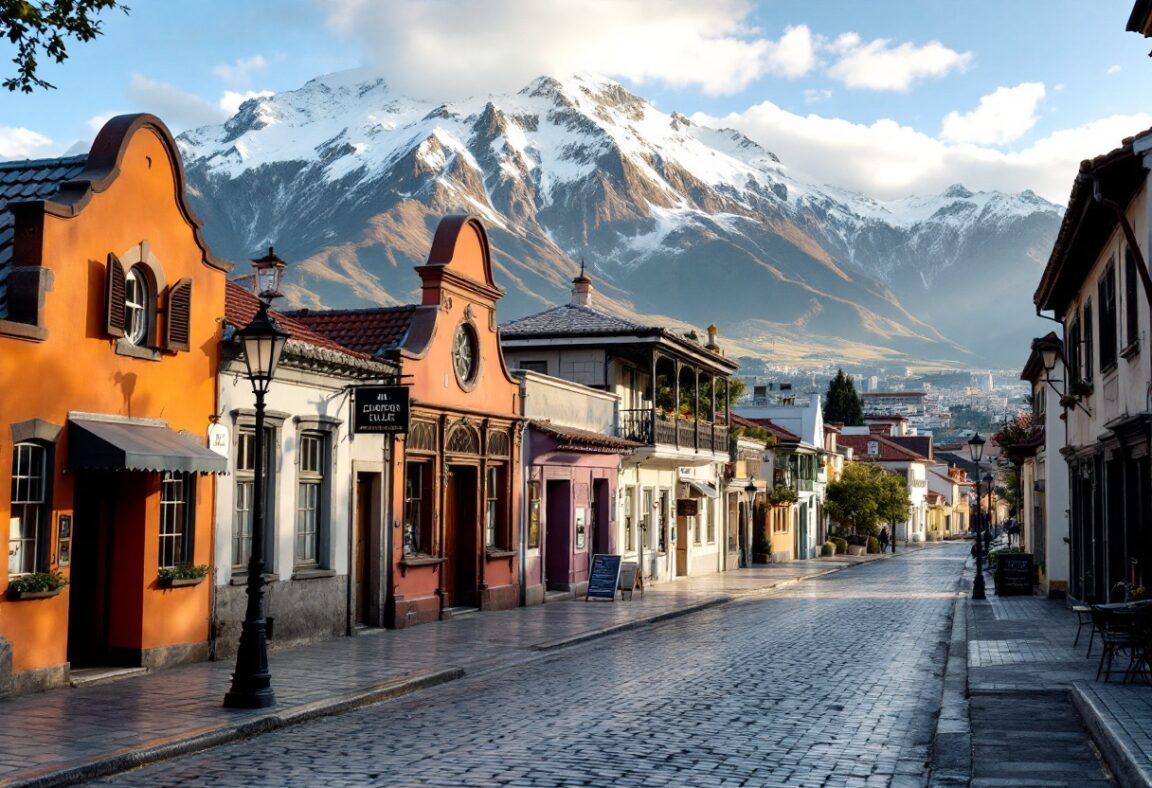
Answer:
top-left (453, 324), bottom-right (478, 384)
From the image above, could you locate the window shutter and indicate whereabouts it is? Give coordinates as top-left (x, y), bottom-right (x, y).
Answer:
top-left (104, 252), bottom-right (126, 338)
top-left (164, 277), bottom-right (193, 352)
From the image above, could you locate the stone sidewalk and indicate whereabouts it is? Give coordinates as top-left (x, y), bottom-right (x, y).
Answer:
top-left (931, 553), bottom-right (1152, 787)
top-left (0, 549), bottom-right (898, 788)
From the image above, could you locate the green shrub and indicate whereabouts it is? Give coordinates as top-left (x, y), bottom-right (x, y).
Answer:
top-left (157, 562), bottom-right (209, 581)
top-left (986, 547), bottom-right (1024, 569)
top-left (820, 541), bottom-right (835, 557)
top-left (830, 536), bottom-right (849, 554)
top-left (8, 570), bottom-right (68, 593)
top-left (866, 536), bottom-right (881, 554)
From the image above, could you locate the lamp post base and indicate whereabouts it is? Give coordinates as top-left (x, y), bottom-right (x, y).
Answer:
top-left (223, 619), bottom-right (276, 709)
top-left (972, 563), bottom-right (987, 600)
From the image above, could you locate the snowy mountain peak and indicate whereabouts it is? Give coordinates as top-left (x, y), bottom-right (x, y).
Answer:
top-left (178, 68), bottom-right (1063, 367)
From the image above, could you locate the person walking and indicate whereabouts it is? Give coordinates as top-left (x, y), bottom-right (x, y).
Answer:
top-left (879, 526), bottom-right (890, 553)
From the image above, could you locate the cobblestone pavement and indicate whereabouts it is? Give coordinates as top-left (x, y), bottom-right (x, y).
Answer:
top-left (90, 544), bottom-right (967, 788)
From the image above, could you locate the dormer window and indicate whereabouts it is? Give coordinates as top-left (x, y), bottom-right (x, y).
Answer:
top-left (124, 266), bottom-right (151, 346)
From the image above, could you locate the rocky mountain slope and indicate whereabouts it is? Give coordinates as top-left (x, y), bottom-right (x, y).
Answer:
top-left (178, 69), bottom-right (1062, 368)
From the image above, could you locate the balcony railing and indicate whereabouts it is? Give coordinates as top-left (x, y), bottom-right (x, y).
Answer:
top-left (619, 409), bottom-right (729, 453)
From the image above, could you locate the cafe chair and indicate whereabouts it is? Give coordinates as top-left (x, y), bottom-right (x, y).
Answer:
top-left (1093, 606), bottom-right (1139, 682)
top-left (1072, 604), bottom-right (1095, 655)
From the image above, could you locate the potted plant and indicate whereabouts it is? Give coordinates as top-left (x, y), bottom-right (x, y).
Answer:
top-left (7, 570), bottom-right (68, 600)
top-left (157, 562), bottom-right (209, 588)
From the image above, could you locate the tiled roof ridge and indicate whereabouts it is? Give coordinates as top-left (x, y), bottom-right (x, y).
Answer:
top-left (287, 303), bottom-right (417, 317)
top-left (0, 153), bottom-right (88, 172)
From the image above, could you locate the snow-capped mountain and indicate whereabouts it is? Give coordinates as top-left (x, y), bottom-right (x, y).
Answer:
top-left (178, 70), bottom-right (1063, 367)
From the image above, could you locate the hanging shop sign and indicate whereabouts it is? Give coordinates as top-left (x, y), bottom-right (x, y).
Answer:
top-left (353, 385), bottom-right (410, 434)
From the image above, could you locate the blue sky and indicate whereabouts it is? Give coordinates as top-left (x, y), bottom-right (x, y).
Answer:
top-left (2, 0), bottom-right (1151, 202)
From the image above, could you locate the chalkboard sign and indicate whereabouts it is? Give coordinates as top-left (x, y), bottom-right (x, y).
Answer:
top-left (996, 553), bottom-right (1034, 596)
top-left (586, 554), bottom-right (622, 601)
top-left (619, 561), bottom-right (639, 600)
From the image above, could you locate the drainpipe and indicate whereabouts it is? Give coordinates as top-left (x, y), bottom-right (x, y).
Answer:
top-left (517, 378), bottom-right (528, 607)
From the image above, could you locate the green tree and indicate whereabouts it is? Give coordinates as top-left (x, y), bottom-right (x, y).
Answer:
top-left (655, 376), bottom-right (746, 419)
top-left (825, 461), bottom-right (909, 537)
top-left (824, 368), bottom-right (864, 425)
top-left (2, 1), bottom-right (128, 92)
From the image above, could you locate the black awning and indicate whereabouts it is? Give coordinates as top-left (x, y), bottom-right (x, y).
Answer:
top-left (69, 418), bottom-right (227, 474)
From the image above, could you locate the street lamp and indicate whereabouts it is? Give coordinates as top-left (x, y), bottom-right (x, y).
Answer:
top-left (744, 479), bottom-right (758, 568)
top-left (968, 432), bottom-right (987, 600)
top-left (985, 473), bottom-right (995, 547)
top-left (224, 254), bottom-right (290, 710)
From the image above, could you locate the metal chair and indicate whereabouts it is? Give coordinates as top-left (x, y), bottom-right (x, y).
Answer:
top-left (1072, 604), bottom-right (1095, 654)
top-left (1093, 606), bottom-right (1139, 682)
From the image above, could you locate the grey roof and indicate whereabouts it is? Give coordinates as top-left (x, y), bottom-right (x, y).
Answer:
top-left (0, 155), bottom-right (88, 318)
top-left (499, 304), bottom-right (646, 337)
top-left (69, 417), bottom-right (227, 474)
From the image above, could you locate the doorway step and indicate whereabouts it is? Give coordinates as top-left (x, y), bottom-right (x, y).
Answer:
top-left (441, 606), bottom-right (479, 619)
top-left (544, 589), bottom-right (574, 603)
top-left (70, 666), bottom-right (148, 688)
top-left (351, 624), bottom-right (387, 637)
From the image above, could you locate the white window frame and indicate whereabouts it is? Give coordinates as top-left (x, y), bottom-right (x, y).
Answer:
top-left (295, 431), bottom-right (327, 567)
top-left (9, 442), bottom-right (47, 576)
top-left (159, 471), bottom-right (192, 569)
top-left (124, 265), bottom-right (151, 347)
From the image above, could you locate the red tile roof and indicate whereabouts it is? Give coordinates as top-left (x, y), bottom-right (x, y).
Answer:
top-left (224, 282), bottom-right (374, 361)
top-left (732, 414), bottom-right (801, 444)
top-left (530, 420), bottom-right (641, 453)
top-left (838, 433), bottom-right (929, 462)
top-left (288, 305), bottom-right (419, 358)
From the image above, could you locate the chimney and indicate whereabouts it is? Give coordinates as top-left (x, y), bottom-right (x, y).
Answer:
top-left (571, 259), bottom-right (593, 307)
top-left (705, 324), bottom-right (719, 351)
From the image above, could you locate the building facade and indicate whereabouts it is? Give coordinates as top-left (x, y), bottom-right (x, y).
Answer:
top-left (0, 115), bottom-right (229, 693)
top-left (293, 216), bottom-right (523, 627)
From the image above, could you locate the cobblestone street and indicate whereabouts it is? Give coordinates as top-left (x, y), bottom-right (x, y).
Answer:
top-left (92, 546), bottom-right (967, 787)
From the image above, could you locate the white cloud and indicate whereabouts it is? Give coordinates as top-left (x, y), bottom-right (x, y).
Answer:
top-left (127, 73), bottom-right (229, 131)
top-left (219, 90), bottom-right (275, 116)
top-left (0, 126), bottom-right (53, 159)
top-left (324, 0), bottom-right (800, 99)
top-left (214, 55), bottom-right (269, 85)
top-left (763, 25), bottom-right (815, 79)
top-left (693, 102), bottom-right (1152, 204)
top-left (1107, 64), bottom-right (1122, 75)
top-left (87, 114), bottom-right (115, 134)
top-left (825, 33), bottom-right (972, 91)
top-left (803, 88), bottom-right (832, 104)
top-left (940, 83), bottom-right (1046, 145)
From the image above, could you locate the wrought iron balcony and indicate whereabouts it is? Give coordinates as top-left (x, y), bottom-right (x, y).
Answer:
top-left (619, 409), bottom-right (729, 454)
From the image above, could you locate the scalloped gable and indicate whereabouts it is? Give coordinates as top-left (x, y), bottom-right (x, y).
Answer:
top-left (34, 114), bottom-right (229, 273)
top-left (418, 215), bottom-right (503, 306)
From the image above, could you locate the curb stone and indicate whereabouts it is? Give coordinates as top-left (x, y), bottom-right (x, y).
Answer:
top-left (1072, 682), bottom-right (1152, 788)
top-left (7, 667), bottom-right (465, 788)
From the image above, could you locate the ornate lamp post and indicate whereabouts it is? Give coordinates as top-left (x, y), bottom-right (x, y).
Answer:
top-left (968, 433), bottom-right (987, 600)
top-left (224, 250), bottom-right (290, 709)
top-left (744, 479), bottom-right (758, 568)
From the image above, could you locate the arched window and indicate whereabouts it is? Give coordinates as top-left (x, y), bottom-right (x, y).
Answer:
top-left (124, 265), bottom-right (151, 346)
top-left (446, 423), bottom-right (481, 455)
top-left (9, 442), bottom-right (47, 575)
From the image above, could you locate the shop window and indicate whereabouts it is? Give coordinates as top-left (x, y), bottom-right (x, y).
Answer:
top-left (404, 462), bottom-right (432, 555)
top-left (623, 487), bottom-right (634, 552)
top-left (1099, 260), bottom-right (1117, 371)
top-left (233, 427), bottom-right (274, 569)
top-left (9, 442), bottom-right (47, 576)
top-left (1126, 247), bottom-right (1140, 350)
top-left (487, 429), bottom-right (510, 458)
top-left (446, 423), bottom-right (480, 455)
top-left (485, 465), bottom-right (506, 549)
top-left (159, 471), bottom-right (194, 569)
top-left (526, 481), bottom-right (541, 549)
top-left (295, 431), bottom-right (327, 566)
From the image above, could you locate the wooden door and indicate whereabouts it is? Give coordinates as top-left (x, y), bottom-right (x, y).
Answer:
top-left (68, 472), bottom-right (117, 667)
top-left (443, 465), bottom-right (478, 608)
top-left (353, 472), bottom-right (377, 626)
top-left (676, 516), bottom-right (689, 576)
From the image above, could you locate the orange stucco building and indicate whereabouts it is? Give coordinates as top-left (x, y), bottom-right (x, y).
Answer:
top-left (0, 115), bottom-right (228, 693)
top-left (292, 216), bottom-right (523, 627)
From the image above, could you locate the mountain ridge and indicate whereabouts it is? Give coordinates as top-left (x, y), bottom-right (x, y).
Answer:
top-left (178, 69), bottom-right (1062, 369)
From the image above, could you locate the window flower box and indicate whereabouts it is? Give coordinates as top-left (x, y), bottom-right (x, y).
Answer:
top-left (156, 562), bottom-right (209, 588)
top-left (7, 570), bottom-right (68, 600)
